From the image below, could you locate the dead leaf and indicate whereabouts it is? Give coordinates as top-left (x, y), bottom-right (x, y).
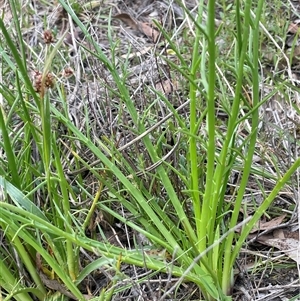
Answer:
top-left (155, 80), bottom-right (180, 94)
top-left (258, 236), bottom-right (300, 264)
top-left (138, 22), bottom-right (160, 43)
top-left (258, 229), bottom-right (300, 264)
top-left (113, 13), bottom-right (138, 30)
top-left (39, 269), bottom-right (93, 300)
top-left (113, 13), bottom-right (160, 43)
top-left (288, 20), bottom-right (300, 34)
top-left (250, 214), bottom-right (286, 233)
top-left (273, 228), bottom-right (285, 239)
top-left (273, 228), bottom-right (299, 240)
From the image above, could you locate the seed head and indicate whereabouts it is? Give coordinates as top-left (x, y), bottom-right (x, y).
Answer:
top-left (43, 30), bottom-right (55, 44)
top-left (32, 70), bottom-right (55, 93)
top-left (61, 67), bottom-right (74, 78)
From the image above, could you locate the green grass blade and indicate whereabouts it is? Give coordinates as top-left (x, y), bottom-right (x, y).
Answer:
top-left (0, 108), bottom-right (20, 187)
top-left (0, 255), bottom-right (39, 301)
top-left (0, 176), bottom-right (48, 220)
top-left (0, 17), bottom-right (40, 109)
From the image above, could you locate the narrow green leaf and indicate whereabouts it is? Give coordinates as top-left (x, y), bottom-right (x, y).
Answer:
top-left (0, 109), bottom-right (20, 188)
top-left (0, 176), bottom-right (48, 221)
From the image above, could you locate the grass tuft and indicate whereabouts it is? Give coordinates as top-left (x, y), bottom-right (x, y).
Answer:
top-left (0, 0), bottom-right (299, 300)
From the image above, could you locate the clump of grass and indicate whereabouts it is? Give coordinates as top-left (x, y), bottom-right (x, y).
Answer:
top-left (0, 0), bottom-right (299, 300)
